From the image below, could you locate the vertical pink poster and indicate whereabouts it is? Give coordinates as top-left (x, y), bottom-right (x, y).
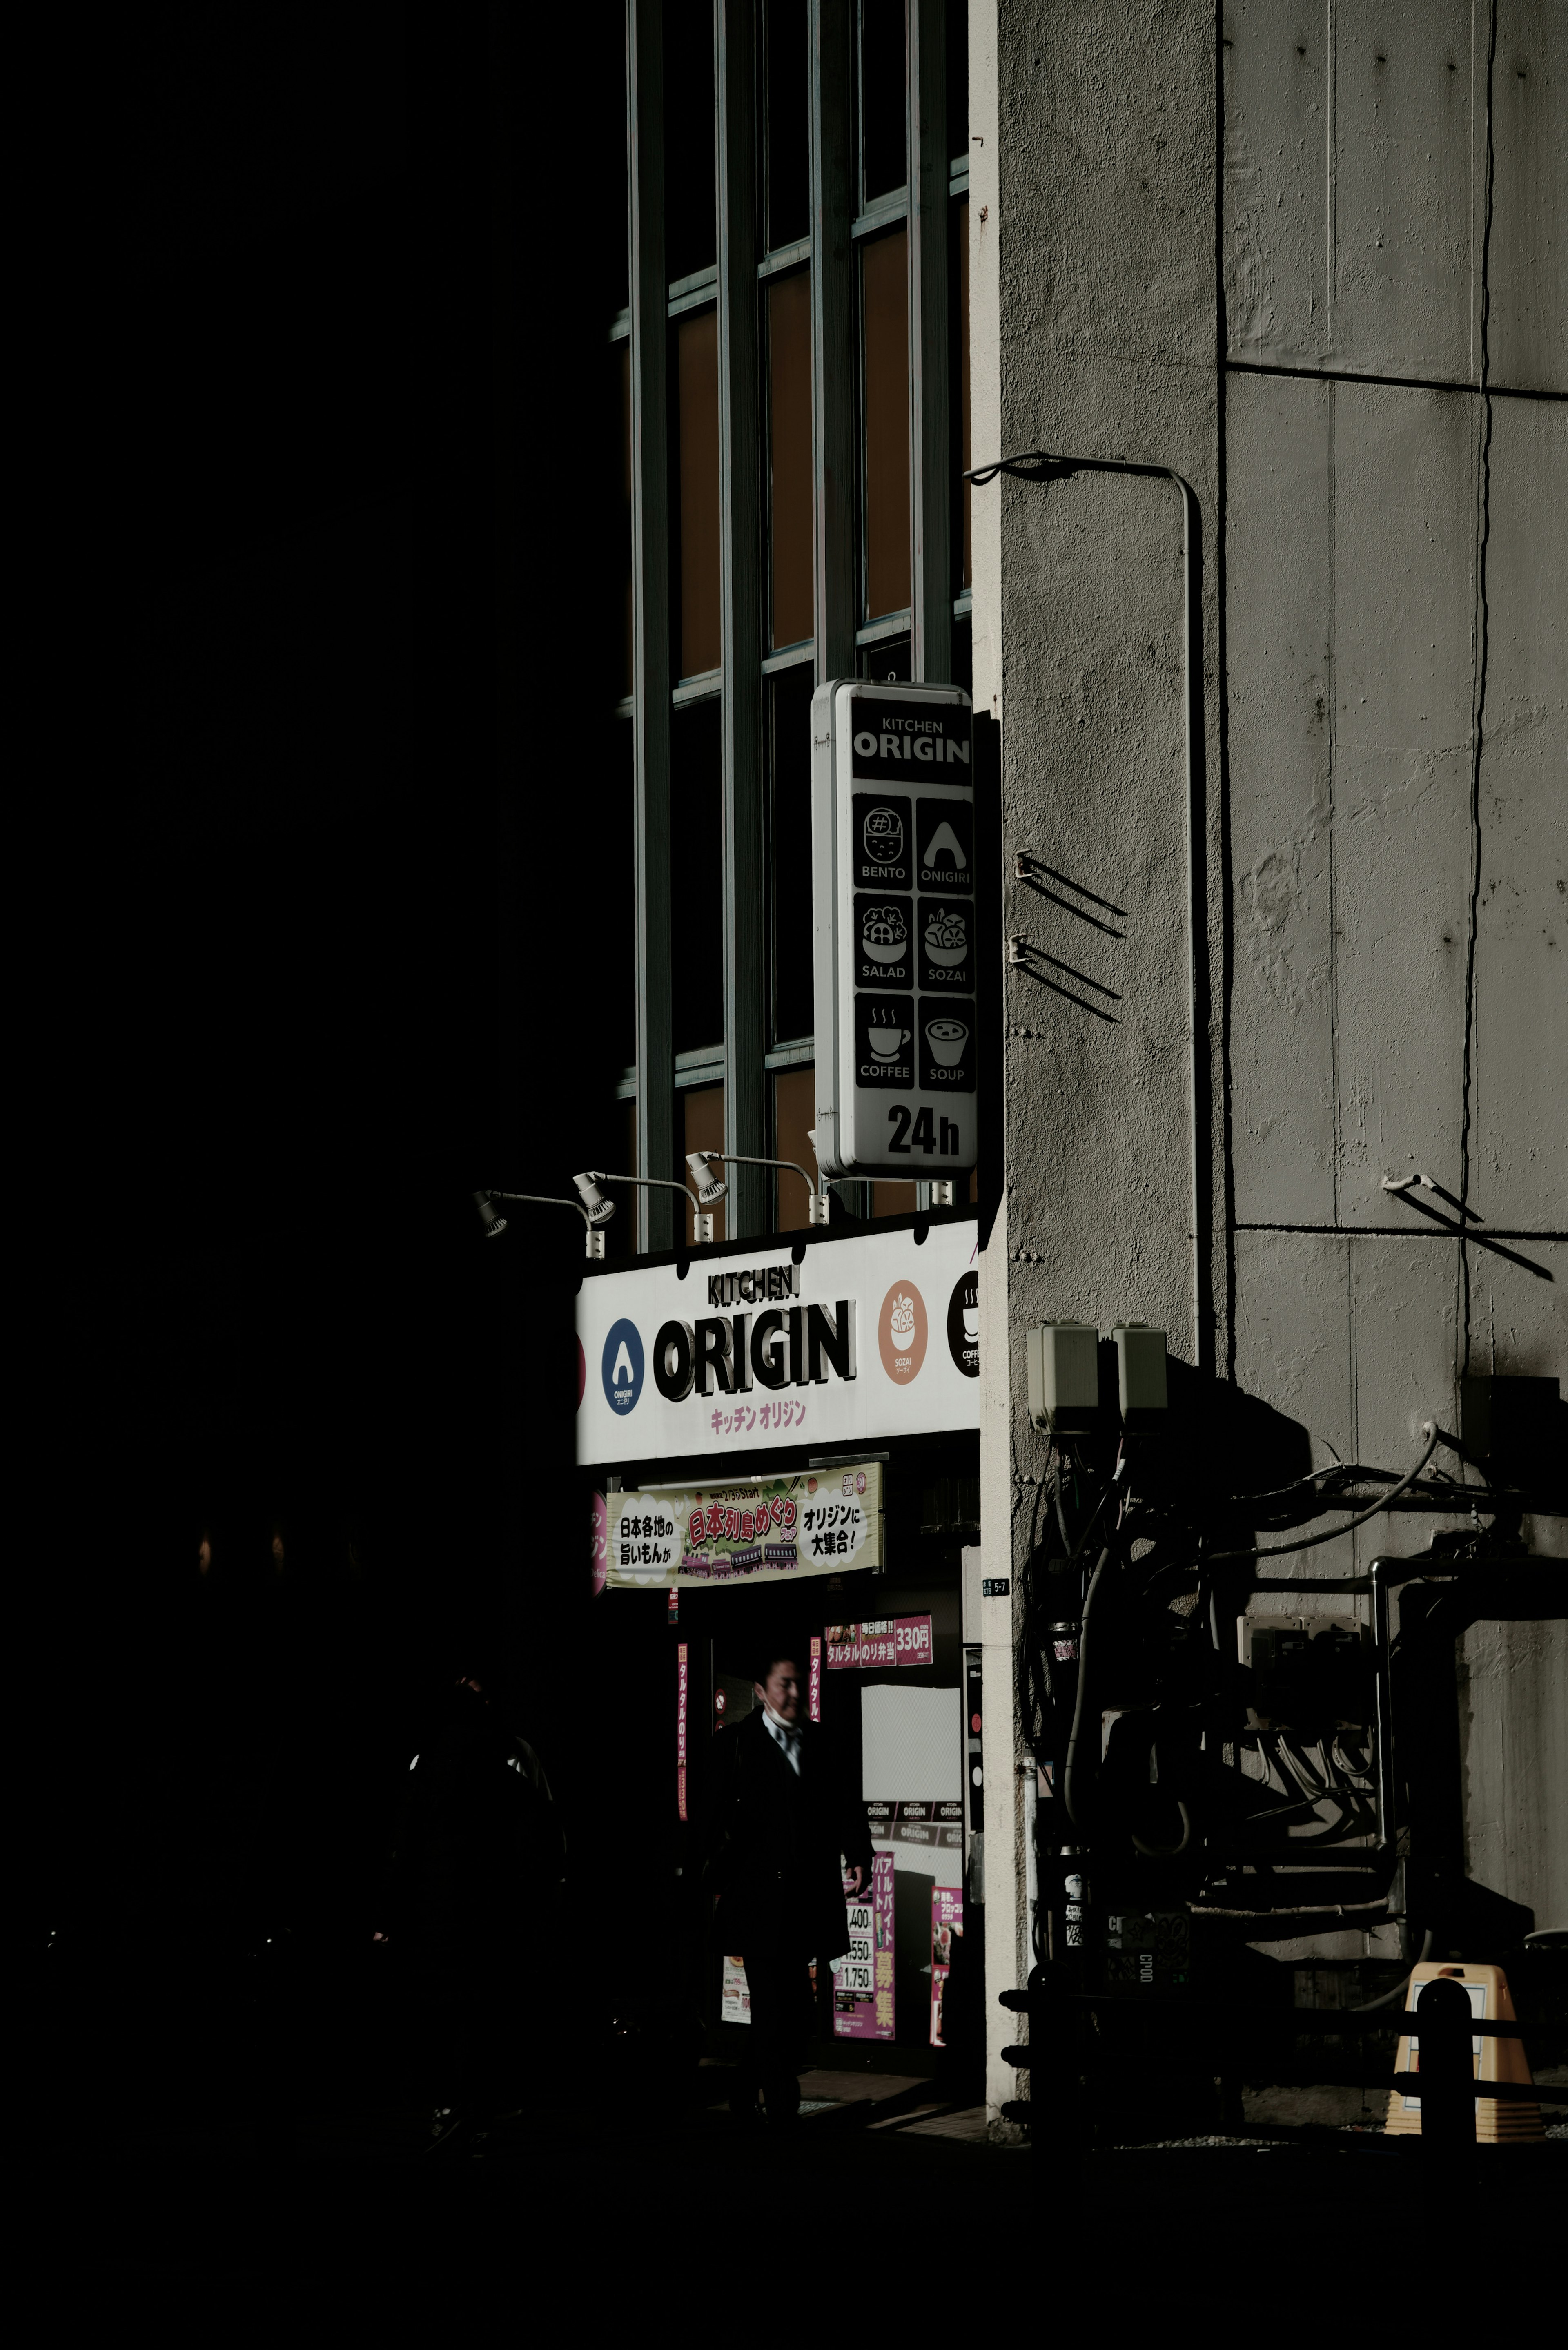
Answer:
top-left (833, 1850), bottom-right (895, 2039)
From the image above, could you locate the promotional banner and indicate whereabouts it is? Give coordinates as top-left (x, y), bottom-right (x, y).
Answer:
top-left (576, 1217), bottom-right (980, 1467)
top-left (676, 1643), bottom-right (689, 1820)
top-left (930, 1886), bottom-right (963, 2048)
top-left (603, 1464), bottom-right (882, 1591)
top-left (721, 1955), bottom-right (750, 2025)
top-left (833, 1851), bottom-right (895, 2040)
top-left (823, 1615), bottom-right (933, 1669)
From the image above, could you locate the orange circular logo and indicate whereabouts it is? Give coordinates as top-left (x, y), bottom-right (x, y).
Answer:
top-left (878, 1280), bottom-right (928, 1382)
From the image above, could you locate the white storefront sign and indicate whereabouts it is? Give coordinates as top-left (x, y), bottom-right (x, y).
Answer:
top-left (575, 1216), bottom-right (980, 1467)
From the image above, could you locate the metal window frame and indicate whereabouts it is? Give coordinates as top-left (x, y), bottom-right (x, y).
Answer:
top-left (627, 0), bottom-right (673, 1253)
top-left (717, 0), bottom-right (767, 1237)
top-left (619, 0), bottom-right (956, 1248)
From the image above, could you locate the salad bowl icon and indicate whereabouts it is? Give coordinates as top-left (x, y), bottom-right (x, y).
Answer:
top-left (861, 905), bottom-right (908, 964)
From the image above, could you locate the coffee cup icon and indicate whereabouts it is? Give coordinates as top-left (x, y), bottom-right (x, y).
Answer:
top-left (925, 1016), bottom-right (969, 1066)
top-left (868, 1024), bottom-right (910, 1059)
top-left (962, 1304), bottom-right (979, 1344)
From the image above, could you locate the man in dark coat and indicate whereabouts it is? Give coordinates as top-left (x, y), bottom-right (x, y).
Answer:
top-left (706, 1651), bottom-right (873, 2125)
top-left (387, 1670), bottom-right (565, 2150)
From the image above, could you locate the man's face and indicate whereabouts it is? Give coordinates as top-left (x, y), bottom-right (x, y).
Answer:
top-left (757, 1660), bottom-right (802, 1722)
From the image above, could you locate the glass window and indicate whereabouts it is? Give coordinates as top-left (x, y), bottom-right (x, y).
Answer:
top-left (860, 0), bottom-right (907, 206)
top-left (765, 0), bottom-right (810, 250)
top-left (861, 228), bottom-right (910, 621)
top-left (945, 0), bottom-right (969, 159)
top-left (605, 1098), bottom-right (639, 1261)
top-left (772, 1064), bottom-right (817, 1232)
top-left (859, 633), bottom-right (911, 683)
top-left (664, 0), bottom-right (716, 284)
top-left (607, 716), bottom-right (636, 1070)
top-left (671, 699), bottom-right (724, 1054)
top-left (676, 309), bottom-right (722, 678)
top-left (956, 196), bottom-right (971, 591)
top-left (871, 1179), bottom-right (917, 1218)
top-left (617, 341), bottom-right (633, 699)
top-left (767, 270), bottom-right (814, 649)
top-left (767, 662), bottom-right (816, 1044)
top-left (682, 1083), bottom-right (726, 1245)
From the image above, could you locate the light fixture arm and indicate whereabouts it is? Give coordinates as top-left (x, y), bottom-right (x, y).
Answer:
top-left (592, 1169), bottom-right (708, 1244)
top-left (478, 1188), bottom-right (606, 1260)
top-left (965, 446), bottom-right (1210, 1378)
top-left (489, 1189), bottom-right (592, 1231)
top-left (703, 1150), bottom-right (830, 1225)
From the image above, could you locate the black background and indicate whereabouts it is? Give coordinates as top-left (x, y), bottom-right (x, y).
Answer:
top-left (24, 8), bottom-right (640, 1977)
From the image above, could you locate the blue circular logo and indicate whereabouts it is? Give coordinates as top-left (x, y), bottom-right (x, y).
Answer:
top-left (601, 1318), bottom-right (644, 1414)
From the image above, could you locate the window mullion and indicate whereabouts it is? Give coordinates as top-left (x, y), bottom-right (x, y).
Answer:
top-left (628, 0), bottom-right (674, 1253)
top-left (717, 0), bottom-right (766, 1237)
top-left (909, 0), bottom-right (950, 684)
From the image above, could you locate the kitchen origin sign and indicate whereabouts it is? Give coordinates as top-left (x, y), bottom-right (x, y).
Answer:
top-left (811, 680), bottom-right (977, 1181)
top-left (575, 1217), bottom-right (980, 1466)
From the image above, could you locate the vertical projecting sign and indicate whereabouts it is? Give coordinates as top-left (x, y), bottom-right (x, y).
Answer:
top-left (811, 681), bottom-right (976, 1179)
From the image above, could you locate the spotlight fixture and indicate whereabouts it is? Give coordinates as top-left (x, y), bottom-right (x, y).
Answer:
top-left (473, 1190), bottom-right (508, 1239)
top-left (573, 1172), bottom-right (618, 1227)
top-left (686, 1150), bottom-right (728, 1206)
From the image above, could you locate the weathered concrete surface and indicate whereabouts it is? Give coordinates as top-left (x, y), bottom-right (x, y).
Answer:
top-left (973, 0), bottom-right (1566, 2120)
top-left (1223, 0), bottom-right (1566, 393)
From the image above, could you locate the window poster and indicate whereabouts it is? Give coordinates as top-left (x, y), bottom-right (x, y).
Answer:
top-left (833, 1850), bottom-right (895, 2040)
top-left (823, 1614), bottom-right (933, 1668)
top-left (930, 1885), bottom-right (963, 2048)
top-left (722, 1955), bottom-right (750, 2025)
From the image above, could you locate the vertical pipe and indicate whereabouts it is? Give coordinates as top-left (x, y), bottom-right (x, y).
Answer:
top-left (629, 0), bottom-right (673, 1251)
top-left (909, 0), bottom-right (951, 685)
top-left (716, 1), bottom-right (766, 1238)
top-left (810, 0), bottom-right (856, 686)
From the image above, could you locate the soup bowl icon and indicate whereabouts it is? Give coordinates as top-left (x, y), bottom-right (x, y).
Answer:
top-left (925, 1017), bottom-right (969, 1066)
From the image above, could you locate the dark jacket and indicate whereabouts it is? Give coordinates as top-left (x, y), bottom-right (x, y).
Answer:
top-left (393, 1693), bottom-right (565, 1945)
top-left (705, 1710), bottom-right (873, 1963)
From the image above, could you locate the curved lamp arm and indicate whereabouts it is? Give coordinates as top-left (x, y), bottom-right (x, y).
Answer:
top-left (700, 1150), bottom-right (831, 1227)
top-left (476, 1189), bottom-right (604, 1259)
top-left (592, 1169), bottom-right (709, 1244)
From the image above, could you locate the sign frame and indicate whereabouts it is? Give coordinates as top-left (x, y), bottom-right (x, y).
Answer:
top-left (811, 678), bottom-right (976, 1179)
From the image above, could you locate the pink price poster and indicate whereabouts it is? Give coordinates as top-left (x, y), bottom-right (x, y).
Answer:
top-left (930, 1885), bottom-right (963, 2048)
top-left (823, 1615), bottom-right (933, 1670)
top-left (833, 1850), bottom-right (895, 2040)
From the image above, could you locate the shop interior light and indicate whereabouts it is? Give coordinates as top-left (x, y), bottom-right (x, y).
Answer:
top-left (473, 1190), bottom-right (508, 1240)
top-left (573, 1172), bottom-right (618, 1227)
top-left (686, 1151), bottom-right (728, 1206)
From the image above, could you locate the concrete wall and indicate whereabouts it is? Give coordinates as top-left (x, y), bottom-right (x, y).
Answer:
top-left (972, 0), bottom-right (1566, 2119)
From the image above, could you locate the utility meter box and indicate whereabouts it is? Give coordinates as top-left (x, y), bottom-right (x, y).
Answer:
top-left (811, 678), bottom-right (976, 1179)
top-left (1027, 1322), bottom-right (1100, 1431)
top-left (1111, 1324), bottom-right (1168, 1416)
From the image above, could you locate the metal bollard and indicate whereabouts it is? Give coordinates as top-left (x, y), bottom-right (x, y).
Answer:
top-left (1414, 1975), bottom-right (1474, 2159)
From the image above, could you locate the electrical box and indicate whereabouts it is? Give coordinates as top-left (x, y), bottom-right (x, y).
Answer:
top-left (1241, 1616), bottom-right (1373, 1728)
top-left (1459, 1373), bottom-right (1560, 1475)
top-left (811, 678), bottom-right (976, 1178)
top-left (1111, 1323), bottom-right (1167, 1416)
top-left (1026, 1322), bottom-right (1100, 1431)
